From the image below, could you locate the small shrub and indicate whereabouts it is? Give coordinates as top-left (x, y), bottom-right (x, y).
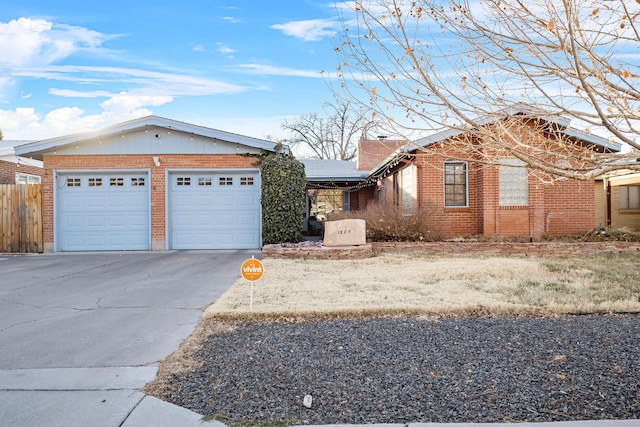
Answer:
top-left (328, 204), bottom-right (442, 242)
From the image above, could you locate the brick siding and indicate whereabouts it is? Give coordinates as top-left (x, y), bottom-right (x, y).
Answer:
top-left (42, 154), bottom-right (259, 251)
top-left (356, 139), bottom-right (406, 170)
top-left (360, 125), bottom-right (601, 240)
top-left (0, 160), bottom-right (43, 184)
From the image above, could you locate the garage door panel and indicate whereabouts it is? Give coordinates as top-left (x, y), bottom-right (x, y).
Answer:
top-left (215, 214), bottom-right (234, 226)
top-left (236, 193), bottom-right (257, 206)
top-left (87, 215), bottom-right (106, 227)
top-left (237, 233), bottom-right (258, 245)
top-left (170, 171), bottom-right (260, 249)
top-left (63, 196), bottom-right (84, 209)
top-left (237, 213), bottom-right (259, 226)
top-left (192, 214), bottom-right (214, 227)
top-left (107, 214), bottom-right (130, 226)
top-left (57, 173), bottom-right (150, 251)
top-left (87, 195), bottom-right (107, 208)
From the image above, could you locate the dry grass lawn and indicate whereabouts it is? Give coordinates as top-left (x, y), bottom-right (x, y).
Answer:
top-left (205, 252), bottom-right (640, 319)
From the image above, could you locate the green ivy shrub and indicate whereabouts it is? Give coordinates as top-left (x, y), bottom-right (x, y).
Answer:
top-left (257, 147), bottom-right (306, 244)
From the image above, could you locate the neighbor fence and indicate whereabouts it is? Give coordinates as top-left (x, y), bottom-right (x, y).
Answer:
top-left (0, 184), bottom-right (43, 253)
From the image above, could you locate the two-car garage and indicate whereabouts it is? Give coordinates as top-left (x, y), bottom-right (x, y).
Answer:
top-left (56, 170), bottom-right (261, 251)
top-left (17, 116), bottom-right (274, 252)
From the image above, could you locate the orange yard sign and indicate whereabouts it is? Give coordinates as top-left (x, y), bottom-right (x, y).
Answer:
top-left (241, 257), bottom-right (264, 281)
top-left (242, 257), bottom-right (264, 310)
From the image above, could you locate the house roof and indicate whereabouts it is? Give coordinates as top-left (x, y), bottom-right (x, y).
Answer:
top-left (302, 159), bottom-right (369, 182)
top-left (0, 140), bottom-right (35, 156)
top-left (366, 107), bottom-right (624, 181)
top-left (0, 140), bottom-right (43, 167)
top-left (414, 106), bottom-right (623, 152)
top-left (14, 115), bottom-right (283, 159)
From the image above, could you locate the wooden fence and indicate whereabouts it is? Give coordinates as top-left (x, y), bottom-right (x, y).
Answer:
top-left (0, 184), bottom-right (43, 253)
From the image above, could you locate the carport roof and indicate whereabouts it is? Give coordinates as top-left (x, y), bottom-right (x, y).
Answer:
top-left (14, 115), bottom-right (283, 160)
top-left (302, 159), bottom-right (369, 182)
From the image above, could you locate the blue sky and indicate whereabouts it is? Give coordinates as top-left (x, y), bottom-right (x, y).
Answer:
top-left (0, 1), bottom-right (350, 141)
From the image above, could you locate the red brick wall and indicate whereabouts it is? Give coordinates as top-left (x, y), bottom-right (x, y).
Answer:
top-left (543, 178), bottom-right (596, 236)
top-left (413, 152), bottom-right (482, 238)
top-left (42, 154), bottom-right (259, 251)
top-left (383, 139), bottom-right (598, 240)
top-left (356, 139), bottom-right (406, 170)
top-left (0, 160), bottom-right (44, 184)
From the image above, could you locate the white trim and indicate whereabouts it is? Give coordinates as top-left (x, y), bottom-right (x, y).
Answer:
top-left (15, 116), bottom-right (284, 159)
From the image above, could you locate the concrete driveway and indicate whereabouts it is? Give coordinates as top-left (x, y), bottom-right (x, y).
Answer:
top-left (0, 250), bottom-right (256, 427)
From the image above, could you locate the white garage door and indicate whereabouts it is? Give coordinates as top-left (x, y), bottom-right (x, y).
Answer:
top-left (169, 171), bottom-right (261, 249)
top-left (57, 172), bottom-right (150, 251)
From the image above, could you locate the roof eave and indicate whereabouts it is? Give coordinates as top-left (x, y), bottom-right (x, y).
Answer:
top-left (14, 115), bottom-right (280, 157)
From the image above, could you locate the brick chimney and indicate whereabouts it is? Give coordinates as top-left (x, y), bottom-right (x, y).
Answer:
top-left (356, 138), bottom-right (407, 170)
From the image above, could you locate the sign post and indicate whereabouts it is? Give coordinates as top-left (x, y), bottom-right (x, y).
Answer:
top-left (241, 256), bottom-right (264, 310)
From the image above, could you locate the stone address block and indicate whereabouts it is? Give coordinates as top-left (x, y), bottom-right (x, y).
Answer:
top-left (323, 219), bottom-right (366, 247)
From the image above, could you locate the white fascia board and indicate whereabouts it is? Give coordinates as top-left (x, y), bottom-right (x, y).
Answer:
top-left (15, 115), bottom-right (279, 157)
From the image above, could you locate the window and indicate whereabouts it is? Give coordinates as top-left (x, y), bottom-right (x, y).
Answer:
top-left (393, 172), bottom-right (400, 206)
top-left (131, 177), bottom-right (145, 187)
top-left (499, 158), bottom-right (529, 206)
top-left (444, 162), bottom-right (467, 207)
top-left (66, 178), bottom-right (81, 187)
top-left (401, 166), bottom-right (415, 212)
top-left (240, 176), bottom-right (254, 186)
top-left (88, 178), bottom-right (102, 187)
top-left (219, 176), bottom-right (233, 186)
top-left (619, 185), bottom-right (640, 210)
top-left (16, 173), bottom-right (41, 184)
top-left (198, 177), bottom-right (212, 186)
top-left (110, 177), bottom-right (124, 187)
top-left (177, 177), bottom-right (191, 186)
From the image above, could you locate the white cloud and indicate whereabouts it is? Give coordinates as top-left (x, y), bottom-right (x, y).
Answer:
top-left (100, 92), bottom-right (173, 114)
top-left (192, 44), bottom-right (205, 52)
top-left (238, 63), bottom-right (326, 78)
top-left (0, 91), bottom-right (173, 140)
top-left (49, 88), bottom-right (113, 98)
top-left (0, 18), bottom-right (113, 67)
top-left (270, 19), bottom-right (337, 41)
top-left (15, 64), bottom-right (250, 96)
top-left (217, 43), bottom-right (236, 56)
top-left (221, 16), bottom-right (243, 24)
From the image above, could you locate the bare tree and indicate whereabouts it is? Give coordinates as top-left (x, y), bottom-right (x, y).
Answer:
top-left (334, 0), bottom-right (640, 179)
top-left (282, 100), bottom-right (379, 160)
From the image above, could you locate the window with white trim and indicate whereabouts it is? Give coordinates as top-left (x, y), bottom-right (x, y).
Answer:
top-left (16, 173), bottom-right (41, 184)
top-left (401, 166), bottom-right (414, 212)
top-left (499, 158), bottom-right (529, 206)
top-left (444, 162), bottom-right (467, 207)
top-left (619, 185), bottom-right (640, 210)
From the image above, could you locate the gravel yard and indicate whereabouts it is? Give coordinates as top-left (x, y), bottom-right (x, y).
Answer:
top-left (149, 314), bottom-right (640, 426)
